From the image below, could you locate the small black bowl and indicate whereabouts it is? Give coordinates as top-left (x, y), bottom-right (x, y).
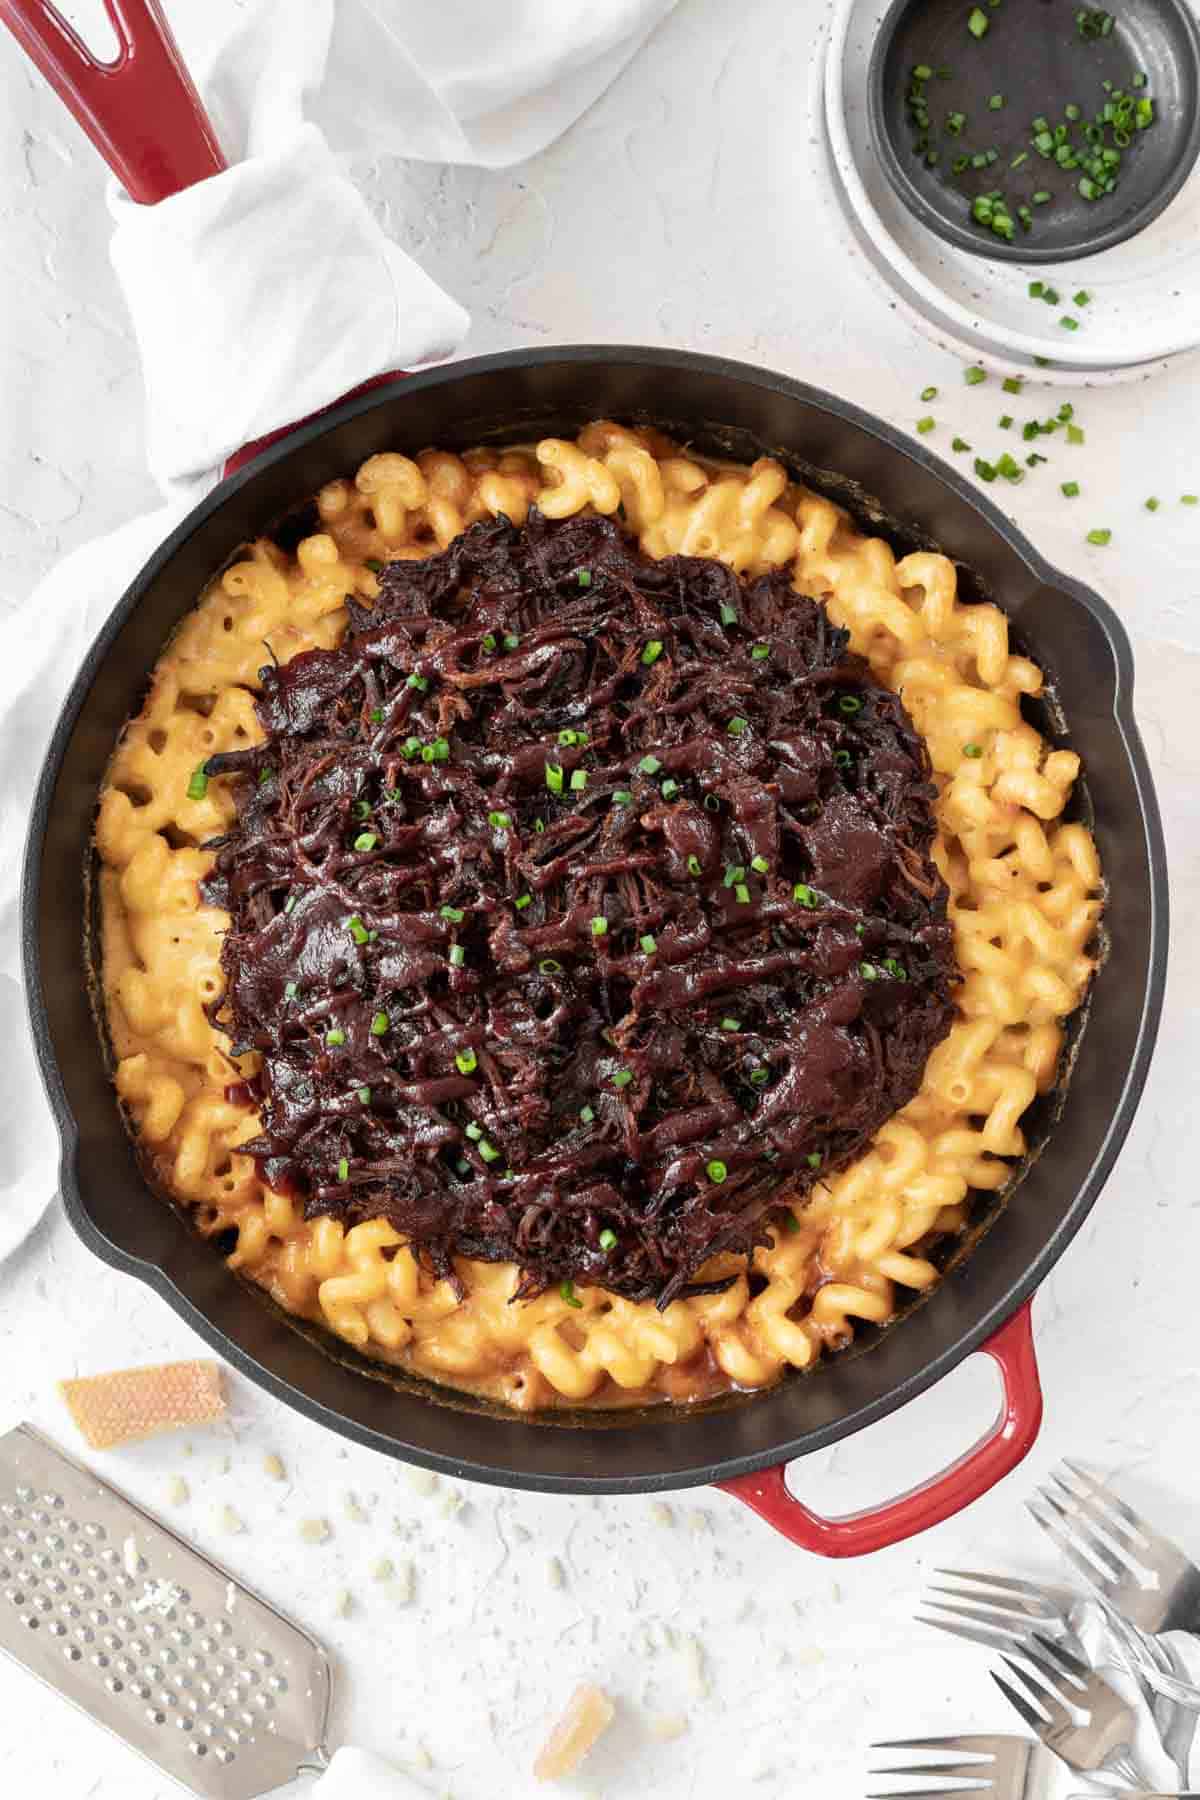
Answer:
top-left (868, 0), bottom-right (1200, 262)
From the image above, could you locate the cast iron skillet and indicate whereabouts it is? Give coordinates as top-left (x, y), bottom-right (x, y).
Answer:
top-left (20, 347), bottom-right (1168, 1556)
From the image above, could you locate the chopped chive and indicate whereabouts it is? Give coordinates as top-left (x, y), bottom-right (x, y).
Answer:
top-left (988, 93), bottom-right (1005, 109)
top-left (726, 715), bottom-right (748, 736)
top-left (613, 789), bottom-right (634, 806)
top-left (371, 1010), bottom-right (390, 1036)
top-left (750, 642), bottom-right (771, 660)
top-left (964, 366), bottom-right (987, 385)
top-left (612, 1069), bottom-right (633, 1089)
top-left (750, 854), bottom-right (770, 874)
top-left (347, 915), bottom-right (370, 945)
top-left (724, 864), bottom-right (745, 887)
top-left (186, 766), bottom-right (208, 801)
top-left (917, 416), bottom-right (935, 434)
top-left (964, 742), bottom-right (984, 758)
top-left (791, 882), bottom-right (818, 909)
top-left (440, 904), bottom-right (465, 923)
top-left (1067, 425), bottom-right (1085, 445)
top-left (481, 633), bottom-right (497, 652)
top-left (719, 602), bottom-right (738, 626)
top-left (590, 915), bottom-right (608, 936)
top-left (952, 436), bottom-right (971, 453)
top-left (661, 778), bottom-right (680, 800)
top-left (284, 894), bottom-right (297, 914)
top-left (576, 568), bottom-right (592, 588)
top-left (407, 672), bottom-right (429, 692)
top-left (465, 1123), bottom-right (482, 1141)
top-left (1182, 495), bottom-right (1199, 506)
top-left (641, 639), bottom-right (664, 665)
top-left (734, 882), bottom-right (751, 904)
top-left (598, 1228), bottom-right (618, 1251)
top-left (580, 1105), bottom-right (596, 1124)
top-left (560, 1279), bottom-right (582, 1307)
top-left (920, 385), bottom-right (939, 401)
top-left (455, 1047), bottom-right (478, 1074)
top-left (449, 944), bottom-right (465, 967)
top-left (967, 6), bottom-right (989, 35)
top-left (749, 1066), bottom-right (769, 1086)
top-left (284, 980), bottom-right (299, 1000)
top-left (488, 809), bottom-right (512, 828)
top-left (1086, 528), bottom-right (1112, 545)
top-left (557, 729), bottom-right (579, 746)
top-left (538, 958), bottom-right (563, 975)
top-left (515, 893), bottom-right (532, 910)
top-left (503, 633), bottom-right (520, 651)
top-left (365, 559), bottom-right (384, 573)
top-left (860, 962), bottom-right (879, 982)
top-left (721, 1016), bottom-right (740, 1032)
top-left (569, 770), bottom-right (588, 793)
top-left (706, 1159), bottom-right (728, 1184)
top-left (545, 763), bottom-right (564, 794)
top-left (353, 799), bottom-right (372, 820)
top-left (1144, 497), bottom-right (1160, 512)
top-left (337, 1157), bottom-right (349, 1182)
top-left (1002, 377), bottom-right (1023, 394)
top-left (354, 830), bottom-right (378, 852)
top-left (1060, 316), bottom-right (1080, 331)
top-left (478, 1138), bottom-right (499, 1163)
top-left (638, 754), bottom-right (662, 774)
top-left (1073, 290), bottom-right (1091, 306)
top-left (640, 934), bottom-right (657, 954)
top-left (999, 414), bottom-right (1013, 430)
top-left (325, 1027), bottom-right (346, 1047)
top-left (687, 853), bottom-right (702, 876)
top-left (974, 458), bottom-right (996, 482)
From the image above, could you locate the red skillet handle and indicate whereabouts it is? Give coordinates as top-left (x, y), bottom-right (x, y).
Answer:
top-left (717, 1299), bottom-right (1041, 1558)
top-left (0, 0), bottom-right (225, 202)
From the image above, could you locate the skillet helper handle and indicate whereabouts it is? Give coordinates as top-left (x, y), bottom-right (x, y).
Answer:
top-left (309, 1746), bottom-right (429, 1798)
top-left (0, 0), bottom-right (225, 202)
top-left (717, 1299), bottom-right (1042, 1557)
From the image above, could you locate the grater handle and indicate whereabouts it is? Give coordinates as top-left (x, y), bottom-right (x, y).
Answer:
top-left (309, 1746), bottom-right (430, 1797)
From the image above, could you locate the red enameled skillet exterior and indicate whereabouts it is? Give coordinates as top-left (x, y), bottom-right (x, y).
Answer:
top-left (4, 0), bottom-right (1168, 1555)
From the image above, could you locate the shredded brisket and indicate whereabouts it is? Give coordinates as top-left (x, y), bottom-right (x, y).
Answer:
top-left (200, 511), bottom-right (957, 1306)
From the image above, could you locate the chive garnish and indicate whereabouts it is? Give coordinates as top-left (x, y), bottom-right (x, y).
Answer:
top-left (687, 854), bottom-right (702, 876)
top-left (371, 1010), bottom-right (389, 1036)
top-left (338, 1157), bottom-right (349, 1182)
top-left (326, 1027), bottom-right (345, 1046)
top-left (560, 1279), bottom-right (582, 1307)
top-left (569, 770), bottom-right (588, 792)
top-left (455, 1048), bottom-right (478, 1074)
top-left (590, 916), bottom-right (608, 936)
top-left (598, 1228), bottom-right (618, 1251)
top-left (186, 766), bottom-right (208, 801)
top-left (1086, 528), bottom-right (1112, 545)
top-left (706, 1159), bottom-right (728, 1184)
top-left (642, 640), bottom-right (664, 665)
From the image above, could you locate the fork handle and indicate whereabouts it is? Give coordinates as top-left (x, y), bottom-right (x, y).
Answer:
top-left (719, 1300), bottom-right (1041, 1557)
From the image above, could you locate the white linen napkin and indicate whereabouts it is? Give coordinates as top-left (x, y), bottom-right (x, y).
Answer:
top-left (1073, 1598), bottom-right (1200, 1788)
top-left (0, 0), bottom-right (676, 1262)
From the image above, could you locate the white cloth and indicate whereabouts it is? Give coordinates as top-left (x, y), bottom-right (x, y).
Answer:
top-left (1073, 1598), bottom-right (1200, 1789)
top-left (0, 0), bottom-right (675, 1262)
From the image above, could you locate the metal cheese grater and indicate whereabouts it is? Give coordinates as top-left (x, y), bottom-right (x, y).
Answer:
top-left (0, 1423), bottom-right (333, 1798)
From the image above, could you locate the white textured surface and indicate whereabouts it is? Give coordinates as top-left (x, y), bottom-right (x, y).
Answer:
top-left (2, 3), bottom-right (1200, 1797)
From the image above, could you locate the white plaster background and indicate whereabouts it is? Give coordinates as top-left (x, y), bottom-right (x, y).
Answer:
top-left (1, 3), bottom-right (1199, 1797)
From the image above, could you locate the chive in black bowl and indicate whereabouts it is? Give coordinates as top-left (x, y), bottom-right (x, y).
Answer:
top-left (868, 0), bottom-right (1200, 262)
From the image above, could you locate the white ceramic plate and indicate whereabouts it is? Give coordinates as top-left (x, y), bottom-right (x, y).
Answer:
top-left (825, 0), bottom-right (1200, 367)
top-left (807, 17), bottom-right (1197, 385)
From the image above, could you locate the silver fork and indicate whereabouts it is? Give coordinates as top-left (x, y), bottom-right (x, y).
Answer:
top-left (869, 1732), bottom-right (1052, 1800)
top-left (991, 1631), bottom-right (1143, 1785)
top-left (1030, 1460), bottom-right (1200, 1706)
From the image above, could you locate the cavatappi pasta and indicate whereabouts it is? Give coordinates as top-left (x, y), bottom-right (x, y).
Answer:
top-left (97, 423), bottom-right (1102, 1411)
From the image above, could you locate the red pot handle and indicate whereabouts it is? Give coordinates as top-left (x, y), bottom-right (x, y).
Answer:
top-left (221, 370), bottom-right (413, 480)
top-left (0, 0), bottom-right (226, 202)
top-left (717, 1299), bottom-right (1041, 1558)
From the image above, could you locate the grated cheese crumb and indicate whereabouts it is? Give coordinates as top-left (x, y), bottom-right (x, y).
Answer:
top-left (438, 1486), bottom-right (465, 1520)
top-left (649, 1713), bottom-right (688, 1742)
top-left (406, 1468), bottom-right (438, 1498)
top-left (681, 1634), bottom-right (709, 1698)
top-left (298, 1517), bottom-right (331, 1545)
top-left (371, 1558), bottom-right (395, 1583)
top-left (546, 1556), bottom-right (565, 1589)
top-left (386, 1560), bottom-right (414, 1605)
top-left (219, 1505), bottom-right (244, 1534)
top-left (533, 1683), bottom-right (615, 1781)
top-left (166, 1475), bottom-right (189, 1506)
top-left (132, 1579), bottom-right (183, 1617)
top-left (687, 1508), bottom-right (708, 1534)
top-left (796, 1645), bottom-right (826, 1666)
top-left (343, 1491), bottom-right (368, 1523)
top-left (334, 1589), bottom-right (353, 1618)
top-left (263, 1452), bottom-right (286, 1482)
top-left (409, 1745), bottom-right (432, 1771)
top-left (648, 1501), bottom-right (673, 1527)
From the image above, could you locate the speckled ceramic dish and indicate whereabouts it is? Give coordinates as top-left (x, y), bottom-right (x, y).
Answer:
top-left (825, 0), bottom-right (1200, 368)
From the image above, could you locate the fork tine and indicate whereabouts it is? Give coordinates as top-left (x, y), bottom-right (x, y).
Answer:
top-left (1028, 1629), bottom-right (1089, 1685)
top-left (1056, 1461), bottom-right (1165, 1560)
top-left (918, 1612), bottom-right (1025, 1655)
top-left (867, 1788), bottom-right (994, 1797)
top-left (933, 1568), bottom-right (1064, 1607)
top-left (1036, 1487), bottom-right (1128, 1581)
top-left (1060, 1460), bottom-right (1155, 1542)
top-left (871, 1738), bottom-right (1008, 1754)
top-left (999, 1653), bottom-right (1071, 1728)
top-left (923, 1598), bottom-right (1038, 1636)
top-left (868, 1762), bottom-right (998, 1779)
top-left (1028, 1497), bottom-right (1120, 1594)
top-left (927, 1582), bottom-right (1057, 1623)
top-left (1022, 1633), bottom-right (1086, 1695)
top-left (991, 1666), bottom-right (1048, 1734)
top-left (1049, 1468), bottom-right (1146, 1561)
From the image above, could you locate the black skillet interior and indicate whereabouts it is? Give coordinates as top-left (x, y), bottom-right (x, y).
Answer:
top-left (22, 348), bottom-right (1168, 1493)
top-left (869, 0), bottom-right (1200, 263)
